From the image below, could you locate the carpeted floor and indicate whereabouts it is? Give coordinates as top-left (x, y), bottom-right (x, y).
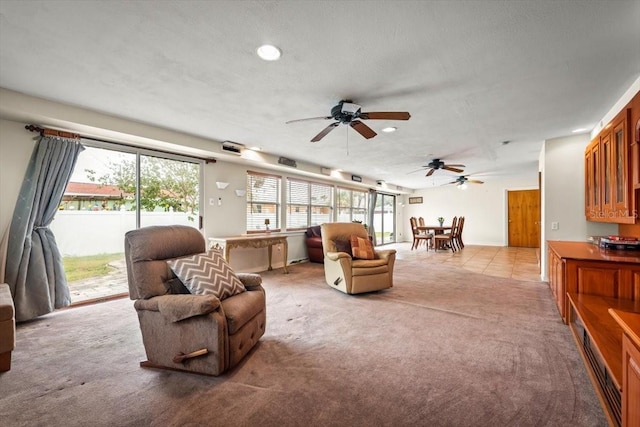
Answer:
top-left (0, 250), bottom-right (605, 427)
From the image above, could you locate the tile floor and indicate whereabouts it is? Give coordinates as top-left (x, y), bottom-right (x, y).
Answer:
top-left (395, 242), bottom-right (541, 282)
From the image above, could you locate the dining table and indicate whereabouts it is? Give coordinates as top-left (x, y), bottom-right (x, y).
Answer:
top-left (417, 225), bottom-right (451, 235)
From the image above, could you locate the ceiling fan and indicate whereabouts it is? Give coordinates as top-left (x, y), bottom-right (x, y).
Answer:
top-left (445, 175), bottom-right (484, 187)
top-left (286, 100), bottom-right (411, 142)
top-left (412, 159), bottom-right (466, 177)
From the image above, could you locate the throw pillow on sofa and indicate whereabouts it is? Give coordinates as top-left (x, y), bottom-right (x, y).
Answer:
top-left (350, 235), bottom-right (375, 260)
top-left (167, 249), bottom-right (245, 300)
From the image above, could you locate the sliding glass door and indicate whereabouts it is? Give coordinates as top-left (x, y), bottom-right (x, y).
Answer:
top-left (374, 193), bottom-right (396, 244)
top-left (52, 143), bottom-right (201, 304)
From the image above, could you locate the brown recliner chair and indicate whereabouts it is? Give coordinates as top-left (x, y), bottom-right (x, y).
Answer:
top-left (124, 225), bottom-right (266, 376)
top-left (321, 222), bottom-right (396, 294)
top-left (305, 225), bottom-right (324, 263)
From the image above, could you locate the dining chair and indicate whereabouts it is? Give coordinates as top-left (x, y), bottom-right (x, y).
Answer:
top-left (434, 216), bottom-right (458, 252)
top-left (409, 217), bottom-right (432, 250)
top-left (455, 216), bottom-right (465, 249)
top-left (418, 217), bottom-right (425, 227)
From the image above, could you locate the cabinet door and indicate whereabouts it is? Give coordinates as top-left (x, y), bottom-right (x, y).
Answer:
top-left (592, 142), bottom-right (602, 216)
top-left (547, 249), bottom-right (565, 320)
top-left (633, 118), bottom-right (639, 190)
top-left (622, 334), bottom-right (640, 427)
top-left (585, 149), bottom-right (593, 218)
top-left (601, 131), bottom-right (613, 215)
top-left (612, 110), bottom-right (631, 221)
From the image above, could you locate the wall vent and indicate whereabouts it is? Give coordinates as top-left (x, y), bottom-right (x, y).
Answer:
top-left (221, 140), bottom-right (244, 155)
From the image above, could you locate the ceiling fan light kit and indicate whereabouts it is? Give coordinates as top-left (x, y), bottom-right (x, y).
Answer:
top-left (447, 175), bottom-right (484, 188)
top-left (286, 100), bottom-right (410, 142)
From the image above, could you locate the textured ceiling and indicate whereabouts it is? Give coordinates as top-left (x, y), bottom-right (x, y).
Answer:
top-left (1, 0), bottom-right (639, 189)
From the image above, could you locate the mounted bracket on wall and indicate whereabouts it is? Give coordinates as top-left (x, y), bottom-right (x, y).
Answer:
top-left (235, 189), bottom-right (246, 197)
top-left (216, 181), bottom-right (229, 190)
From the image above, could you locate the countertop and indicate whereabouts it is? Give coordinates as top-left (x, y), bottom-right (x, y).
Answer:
top-left (548, 240), bottom-right (640, 264)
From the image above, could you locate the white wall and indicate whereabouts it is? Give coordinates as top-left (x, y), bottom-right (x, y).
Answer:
top-left (403, 175), bottom-right (539, 246)
top-left (539, 133), bottom-right (617, 279)
top-left (0, 119), bottom-right (34, 241)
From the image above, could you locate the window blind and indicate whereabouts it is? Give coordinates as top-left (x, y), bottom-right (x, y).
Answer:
top-left (286, 178), bottom-right (332, 229)
top-left (247, 171), bottom-right (281, 231)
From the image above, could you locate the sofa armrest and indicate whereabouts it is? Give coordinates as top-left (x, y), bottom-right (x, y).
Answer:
top-left (134, 294), bottom-right (221, 322)
top-left (326, 251), bottom-right (352, 262)
top-left (374, 249), bottom-right (396, 262)
top-left (237, 273), bottom-right (263, 290)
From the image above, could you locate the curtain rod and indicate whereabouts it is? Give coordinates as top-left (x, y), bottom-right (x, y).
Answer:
top-left (25, 124), bottom-right (217, 164)
top-left (25, 124), bottom-right (80, 140)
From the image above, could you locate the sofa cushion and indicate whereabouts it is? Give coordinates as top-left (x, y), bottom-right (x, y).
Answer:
top-left (221, 289), bottom-right (265, 335)
top-left (350, 235), bottom-right (375, 260)
top-left (167, 250), bottom-right (245, 300)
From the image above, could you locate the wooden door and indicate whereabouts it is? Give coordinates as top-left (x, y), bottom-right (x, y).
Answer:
top-left (507, 189), bottom-right (540, 248)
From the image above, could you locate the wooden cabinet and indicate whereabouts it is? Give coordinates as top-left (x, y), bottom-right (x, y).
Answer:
top-left (547, 247), bottom-right (565, 318)
top-left (622, 333), bottom-right (640, 427)
top-left (585, 142), bottom-right (601, 217)
top-left (609, 309), bottom-right (640, 427)
top-left (547, 241), bottom-right (640, 324)
top-left (586, 108), bottom-right (635, 224)
top-left (633, 118), bottom-right (639, 190)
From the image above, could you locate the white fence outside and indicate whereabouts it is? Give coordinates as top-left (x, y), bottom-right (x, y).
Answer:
top-left (50, 210), bottom-right (197, 256)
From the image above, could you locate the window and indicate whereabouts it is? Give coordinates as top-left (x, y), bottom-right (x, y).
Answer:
top-left (336, 187), bottom-right (368, 223)
top-left (247, 171), bottom-right (280, 232)
top-left (286, 178), bottom-right (332, 229)
top-left (54, 143), bottom-right (202, 304)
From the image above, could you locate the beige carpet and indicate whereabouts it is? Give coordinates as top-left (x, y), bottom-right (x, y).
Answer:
top-left (0, 252), bottom-right (605, 426)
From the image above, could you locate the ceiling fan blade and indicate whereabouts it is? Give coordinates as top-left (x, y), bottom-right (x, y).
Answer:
top-left (425, 168), bottom-right (435, 177)
top-left (286, 116), bottom-right (332, 124)
top-left (350, 120), bottom-right (377, 139)
top-left (444, 164), bottom-right (466, 168)
top-left (443, 166), bottom-right (465, 173)
top-left (311, 122), bottom-right (339, 142)
top-left (468, 180), bottom-right (484, 184)
top-left (359, 112), bottom-right (411, 120)
top-left (407, 167), bottom-right (428, 174)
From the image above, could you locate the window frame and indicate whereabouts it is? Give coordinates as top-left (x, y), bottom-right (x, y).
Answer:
top-left (336, 186), bottom-right (368, 224)
top-left (286, 177), bottom-right (333, 230)
top-left (246, 170), bottom-right (281, 233)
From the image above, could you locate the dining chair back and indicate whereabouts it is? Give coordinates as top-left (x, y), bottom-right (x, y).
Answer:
top-left (434, 216), bottom-right (458, 252)
top-left (409, 217), bottom-right (432, 250)
top-left (456, 216), bottom-right (465, 249)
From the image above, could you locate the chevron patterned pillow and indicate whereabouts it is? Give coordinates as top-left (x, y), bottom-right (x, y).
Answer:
top-left (167, 250), bottom-right (245, 300)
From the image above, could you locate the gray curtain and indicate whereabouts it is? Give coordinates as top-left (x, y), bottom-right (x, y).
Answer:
top-left (6, 135), bottom-right (84, 322)
top-left (368, 189), bottom-right (377, 246)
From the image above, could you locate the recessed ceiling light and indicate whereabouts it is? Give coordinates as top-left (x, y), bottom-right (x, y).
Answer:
top-left (382, 127), bottom-right (397, 133)
top-left (572, 128), bottom-right (588, 133)
top-left (256, 44), bottom-right (281, 61)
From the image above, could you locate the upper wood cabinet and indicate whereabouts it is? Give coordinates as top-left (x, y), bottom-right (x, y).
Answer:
top-left (585, 99), bottom-right (637, 224)
top-left (633, 117), bottom-right (640, 190)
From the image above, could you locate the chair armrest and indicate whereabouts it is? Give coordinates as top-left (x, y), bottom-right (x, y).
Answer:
top-left (134, 294), bottom-right (221, 322)
top-left (237, 273), bottom-right (263, 290)
top-left (374, 249), bottom-right (397, 262)
top-left (326, 251), bottom-right (352, 261)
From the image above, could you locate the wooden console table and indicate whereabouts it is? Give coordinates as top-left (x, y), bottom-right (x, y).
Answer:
top-left (208, 234), bottom-right (289, 273)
